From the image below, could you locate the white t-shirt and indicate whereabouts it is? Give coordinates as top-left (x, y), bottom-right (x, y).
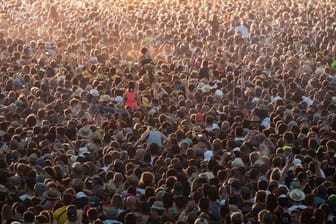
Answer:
top-left (235, 25), bottom-right (249, 38)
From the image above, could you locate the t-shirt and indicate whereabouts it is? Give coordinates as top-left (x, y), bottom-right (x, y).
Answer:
top-left (199, 67), bottom-right (209, 80)
top-left (235, 25), bottom-right (249, 38)
top-left (53, 206), bottom-right (83, 224)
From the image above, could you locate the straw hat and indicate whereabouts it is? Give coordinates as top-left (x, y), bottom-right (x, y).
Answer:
top-left (43, 187), bottom-right (61, 200)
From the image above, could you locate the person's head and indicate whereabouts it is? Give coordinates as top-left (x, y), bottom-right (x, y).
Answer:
top-left (128, 81), bottom-right (135, 92)
top-left (141, 47), bottom-right (148, 55)
top-left (258, 210), bottom-right (274, 224)
top-left (87, 207), bottom-right (98, 221)
top-left (255, 190), bottom-right (267, 204)
top-left (124, 212), bottom-right (136, 224)
top-left (278, 194), bottom-right (289, 207)
top-left (199, 198), bottom-right (210, 212)
top-left (125, 196), bottom-right (137, 210)
top-left (139, 171), bottom-right (155, 187)
top-left (66, 205), bottom-right (78, 223)
top-left (150, 201), bottom-right (165, 218)
top-left (111, 194), bottom-right (124, 208)
top-left (62, 193), bottom-right (73, 206)
top-left (230, 212), bottom-right (243, 224)
top-left (23, 211), bottom-right (35, 223)
top-left (1, 204), bottom-right (13, 220)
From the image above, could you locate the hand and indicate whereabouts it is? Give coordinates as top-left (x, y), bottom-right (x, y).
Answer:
top-left (287, 153), bottom-right (295, 164)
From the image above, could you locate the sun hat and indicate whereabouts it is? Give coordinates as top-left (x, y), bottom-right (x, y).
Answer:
top-left (288, 188), bottom-right (305, 202)
top-left (78, 126), bottom-right (93, 139)
top-left (43, 187), bottom-right (61, 200)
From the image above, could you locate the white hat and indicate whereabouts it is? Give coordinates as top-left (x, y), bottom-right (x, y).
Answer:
top-left (76, 191), bottom-right (88, 199)
top-left (288, 188), bottom-right (305, 202)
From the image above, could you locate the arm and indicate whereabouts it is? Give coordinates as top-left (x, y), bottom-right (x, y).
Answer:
top-left (313, 159), bottom-right (323, 178)
top-left (280, 154), bottom-right (295, 184)
top-left (160, 132), bottom-right (168, 143)
top-left (134, 129), bottom-right (150, 147)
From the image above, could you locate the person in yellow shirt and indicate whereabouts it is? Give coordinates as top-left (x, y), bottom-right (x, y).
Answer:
top-left (53, 194), bottom-right (82, 224)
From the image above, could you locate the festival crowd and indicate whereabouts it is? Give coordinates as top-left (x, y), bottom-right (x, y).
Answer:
top-left (0, 0), bottom-right (336, 223)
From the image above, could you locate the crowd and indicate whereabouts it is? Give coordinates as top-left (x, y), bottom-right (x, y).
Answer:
top-left (0, 0), bottom-right (336, 223)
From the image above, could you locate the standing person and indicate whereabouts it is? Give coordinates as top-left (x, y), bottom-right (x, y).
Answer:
top-left (139, 47), bottom-right (153, 67)
top-left (53, 194), bottom-right (75, 224)
top-left (147, 201), bottom-right (165, 224)
top-left (199, 60), bottom-right (210, 80)
top-left (124, 81), bottom-right (139, 112)
top-left (139, 47), bottom-right (153, 76)
top-left (41, 188), bottom-right (61, 211)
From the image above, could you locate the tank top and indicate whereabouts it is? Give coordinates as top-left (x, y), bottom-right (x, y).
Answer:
top-left (124, 91), bottom-right (137, 111)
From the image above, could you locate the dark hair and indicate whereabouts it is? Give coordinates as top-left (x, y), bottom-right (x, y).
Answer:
top-left (128, 81), bottom-right (135, 92)
top-left (199, 198), bottom-right (210, 212)
top-left (23, 211), bottom-right (35, 223)
top-left (124, 213), bottom-right (136, 224)
top-left (141, 47), bottom-right (148, 55)
top-left (67, 205), bottom-right (77, 222)
top-left (87, 207), bottom-right (98, 221)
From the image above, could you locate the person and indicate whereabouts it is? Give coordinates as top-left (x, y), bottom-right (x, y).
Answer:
top-left (0, 1), bottom-right (335, 224)
top-left (148, 201), bottom-right (165, 224)
top-left (134, 118), bottom-right (167, 150)
top-left (65, 205), bottom-right (83, 224)
top-left (53, 194), bottom-right (78, 224)
top-left (139, 47), bottom-right (153, 75)
top-left (124, 81), bottom-right (139, 112)
top-left (234, 20), bottom-right (249, 38)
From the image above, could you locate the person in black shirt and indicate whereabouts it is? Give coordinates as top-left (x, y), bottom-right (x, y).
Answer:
top-left (199, 60), bottom-right (210, 80)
